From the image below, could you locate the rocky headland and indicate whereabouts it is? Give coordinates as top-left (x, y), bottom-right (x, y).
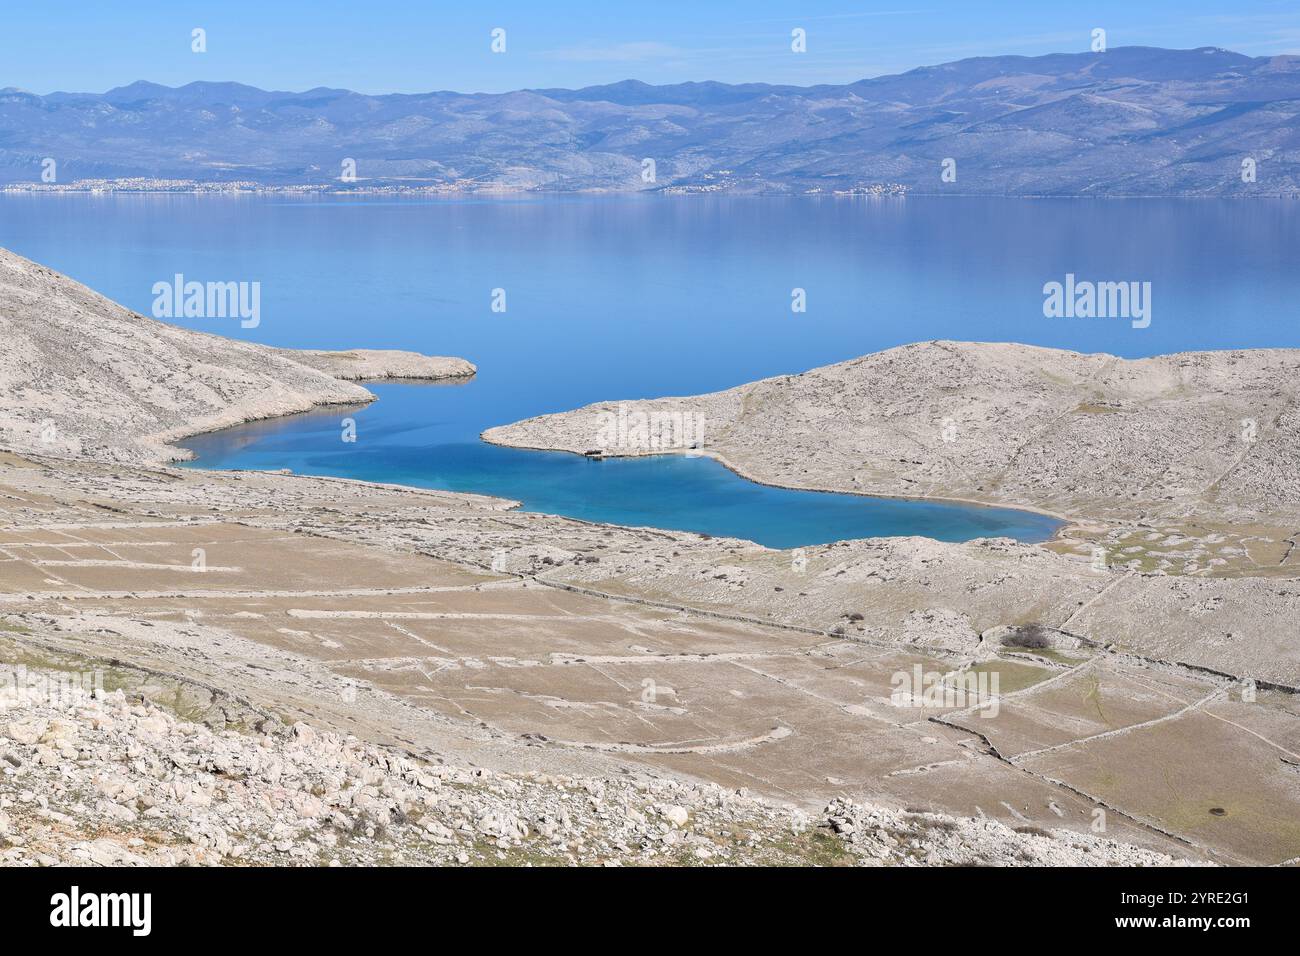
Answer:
top-left (0, 249), bottom-right (473, 465)
top-left (484, 340), bottom-right (1300, 531)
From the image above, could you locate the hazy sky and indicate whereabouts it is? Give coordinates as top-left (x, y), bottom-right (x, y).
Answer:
top-left (5, 1), bottom-right (1300, 94)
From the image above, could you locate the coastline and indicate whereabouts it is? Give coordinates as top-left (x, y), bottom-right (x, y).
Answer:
top-left (480, 340), bottom-right (1300, 567)
top-left (7, 35), bottom-right (1300, 874)
top-left (0, 243), bottom-right (479, 467)
top-left (161, 397), bottom-right (376, 465)
top-left (168, 384), bottom-right (1069, 552)
top-left (162, 367), bottom-right (477, 466)
top-left (152, 362), bottom-right (473, 465)
top-left (5, 186), bottom-right (1300, 200)
top-left (478, 431), bottom-right (1077, 532)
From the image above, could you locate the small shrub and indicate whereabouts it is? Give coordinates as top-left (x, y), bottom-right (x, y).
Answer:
top-left (1013, 824), bottom-right (1053, 839)
top-left (1003, 623), bottom-right (1051, 649)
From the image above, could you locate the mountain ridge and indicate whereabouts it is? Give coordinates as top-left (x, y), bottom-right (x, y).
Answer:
top-left (3, 46), bottom-right (1299, 195)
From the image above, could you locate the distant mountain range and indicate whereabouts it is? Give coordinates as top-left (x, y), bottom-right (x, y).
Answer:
top-left (2, 46), bottom-right (1299, 195)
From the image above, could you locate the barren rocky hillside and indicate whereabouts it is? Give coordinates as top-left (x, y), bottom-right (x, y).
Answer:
top-left (485, 340), bottom-right (1300, 529)
top-left (0, 248), bottom-right (473, 464)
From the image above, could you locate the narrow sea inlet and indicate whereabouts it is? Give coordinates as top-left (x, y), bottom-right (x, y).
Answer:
top-left (176, 384), bottom-right (1062, 548)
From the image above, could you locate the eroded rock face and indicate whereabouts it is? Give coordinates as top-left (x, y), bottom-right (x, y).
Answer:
top-left (0, 663), bottom-right (1192, 868)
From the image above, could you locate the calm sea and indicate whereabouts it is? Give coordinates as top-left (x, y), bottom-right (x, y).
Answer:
top-left (2, 195), bottom-right (1295, 546)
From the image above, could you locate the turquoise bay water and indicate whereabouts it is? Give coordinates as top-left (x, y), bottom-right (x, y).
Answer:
top-left (2, 195), bottom-right (1296, 547)
top-left (177, 390), bottom-right (1062, 547)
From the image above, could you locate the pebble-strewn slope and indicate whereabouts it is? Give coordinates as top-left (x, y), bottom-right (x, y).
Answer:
top-left (0, 665), bottom-right (1192, 867)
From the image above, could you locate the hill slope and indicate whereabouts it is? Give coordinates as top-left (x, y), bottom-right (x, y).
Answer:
top-left (484, 340), bottom-right (1300, 528)
top-left (0, 248), bottom-right (473, 463)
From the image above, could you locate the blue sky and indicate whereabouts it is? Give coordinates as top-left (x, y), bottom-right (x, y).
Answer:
top-left (5, 1), bottom-right (1300, 94)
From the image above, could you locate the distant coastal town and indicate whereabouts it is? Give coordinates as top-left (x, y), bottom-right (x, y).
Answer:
top-left (1, 177), bottom-right (911, 197)
top-left (0, 178), bottom-right (484, 195)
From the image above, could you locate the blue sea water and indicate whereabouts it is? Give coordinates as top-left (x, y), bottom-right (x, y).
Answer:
top-left (2, 195), bottom-right (1296, 547)
top-left (175, 390), bottom-right (1063, 547)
